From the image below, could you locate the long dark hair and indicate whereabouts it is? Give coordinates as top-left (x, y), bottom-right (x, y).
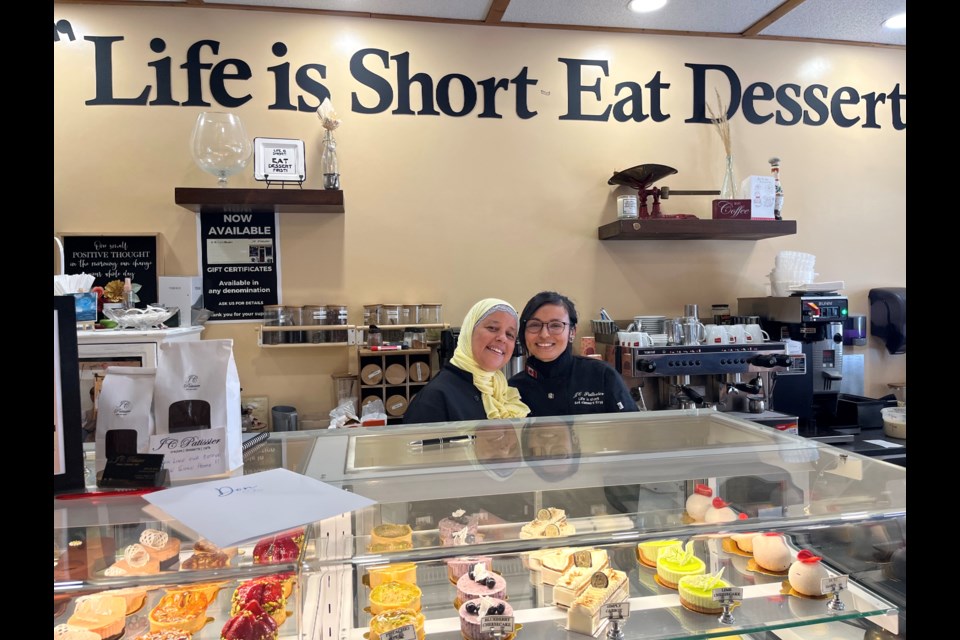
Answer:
top-left (518, 291), bottom-right (579, 336)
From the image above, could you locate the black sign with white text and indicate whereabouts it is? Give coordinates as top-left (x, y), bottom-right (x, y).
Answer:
top-left (62, 234), bottom-right (159, 305)
top-left (199, 212), bottom-right (279, 322)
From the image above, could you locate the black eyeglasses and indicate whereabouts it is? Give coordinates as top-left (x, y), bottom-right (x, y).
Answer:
top-left (525, 320), bottom-right (569, 335)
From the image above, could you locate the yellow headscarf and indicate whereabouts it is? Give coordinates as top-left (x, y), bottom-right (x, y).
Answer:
top-left (449, 298), bottom-right (531, 419)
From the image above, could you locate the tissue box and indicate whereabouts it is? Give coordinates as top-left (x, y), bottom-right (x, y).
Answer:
top-left (159, 276), bottom-right (203, 327)
top-left (740, 175), bottom-right (776, 219)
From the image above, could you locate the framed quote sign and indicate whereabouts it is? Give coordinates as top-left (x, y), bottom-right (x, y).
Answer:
top-left (61, 233), bottom-right (162, 306)
top-left (254, 137), bottom-right (306, 183)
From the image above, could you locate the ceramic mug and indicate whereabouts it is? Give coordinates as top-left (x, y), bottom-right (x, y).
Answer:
top-left (630, 331), bottom-right (653, 347)
top-left (727, 324), bottom-right (748, 344)
top-left (704, 324), bottom-right (729, 345)
top-left (745, 323), bottom-right (770, 343)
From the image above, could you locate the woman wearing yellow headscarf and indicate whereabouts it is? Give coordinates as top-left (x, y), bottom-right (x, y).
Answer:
top-left (404, 298), bottom-right (531, 424)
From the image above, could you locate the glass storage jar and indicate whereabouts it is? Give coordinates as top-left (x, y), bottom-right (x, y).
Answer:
top-left (262, 304), bottom-right (283, 345)
top-left (381, 304), bottom-right (402, 325)
top-left (402, 304), bottom-right (420, 324)
top-left (326, 304), bottom-right (349, 342)
top-left (282, 306), bottom-right (303, 344)
top-left (303, 305), bottom-right (328, 343)
top-left (420, 303), bottom-right (443, 341)
top-left (363, 304), bottom-right (382, 326)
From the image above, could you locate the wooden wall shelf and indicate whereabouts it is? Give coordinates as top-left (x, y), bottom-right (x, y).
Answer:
top-left (175, 187), bottom-right (344, 214)
top-left (598, 218), bottom-right (797, 241)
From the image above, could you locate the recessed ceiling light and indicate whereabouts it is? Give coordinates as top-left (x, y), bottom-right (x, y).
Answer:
top-left (628, 0), bottom-right (668, 14)
top-left (882, 12), bottom-right (906, 29)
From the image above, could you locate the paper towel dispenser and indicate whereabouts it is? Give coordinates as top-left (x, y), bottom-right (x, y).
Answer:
top-left (868, 287), bottom-right (906, 354)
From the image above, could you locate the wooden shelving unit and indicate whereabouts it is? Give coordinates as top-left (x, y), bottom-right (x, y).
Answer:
top-left (257, 324), bottom-right (358, 347)
top-left (598, 218), bottom-right (797, 241)
top-left (357, 348), bottom-right (433, 424)
top-left (175, 187), bottom-right (344, 214)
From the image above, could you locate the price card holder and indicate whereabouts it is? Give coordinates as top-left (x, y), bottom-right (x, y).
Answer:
top-left (603, 601), bottom-right (629, 639)
top-left (822, 575), bottom-right (849, 611)
top-left (382, 624), bottom-right (417, 640)
top-left (602, 602), bottom-right (630, 620)
top-left (713, 586), bottom-right (743, 624)
top-left (481, 615), bottom-right (515, 638)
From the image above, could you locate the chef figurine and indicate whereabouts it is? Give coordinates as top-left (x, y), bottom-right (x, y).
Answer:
top-left (769, 157), bottom-right (784, 221)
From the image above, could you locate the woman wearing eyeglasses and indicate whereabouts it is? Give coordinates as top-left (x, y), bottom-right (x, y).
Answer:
top-left (404, 298), bottom-right (531, 424)
top-left (509, 291), bottom-right (638, 416)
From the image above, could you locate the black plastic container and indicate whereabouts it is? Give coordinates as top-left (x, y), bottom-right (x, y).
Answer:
top-left (835, 393), bottom-right (897, 429)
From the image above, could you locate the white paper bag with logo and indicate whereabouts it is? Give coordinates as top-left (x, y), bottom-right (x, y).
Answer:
top-left (153, 339), bottom-right (242, 478)
top-left (95, 366), bottom-right (157, 473)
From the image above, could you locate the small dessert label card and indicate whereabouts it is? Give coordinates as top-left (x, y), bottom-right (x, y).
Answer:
top-left (143, 467), bottom-right (376, 548)
top-left (821, 575), bottom-right (848, 594)
top-left (602, 602), bottom-right (630, 620)
top-left (382, 625), bottom-right (417, 640)
top-left (712, 586), bottom-right (743, 605)
top-left (481, 616), bottom-right (515, 635)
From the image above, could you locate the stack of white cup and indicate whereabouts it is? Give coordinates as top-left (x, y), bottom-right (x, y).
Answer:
top-left (769, 251), bottom-right (816, 296)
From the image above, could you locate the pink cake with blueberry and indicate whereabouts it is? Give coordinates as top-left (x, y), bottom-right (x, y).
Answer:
top-left (445, 556), bottom-right (493, 584)
top-left (438, 509), bottom-right (479, 546)
top-left (459, 596), bottom-right (514, 640)
top-left (455, 562), bottom-right (506, 606)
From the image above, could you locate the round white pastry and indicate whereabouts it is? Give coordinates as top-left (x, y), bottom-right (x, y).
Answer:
top-left (703, 497), bottom-right (738, 523)
top-left (788, 551), bottom-right (830, 596)
top-left (731, 532), bottom-right (758, 553)
top-left (704, 505), bottom-right (737, 523)
top-left (685, 484), bottom-right (713, 522)
top-left (753, 533), bottom-right (794, 572)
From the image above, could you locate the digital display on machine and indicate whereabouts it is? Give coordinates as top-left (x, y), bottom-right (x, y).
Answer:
top-left (801, 298), bottom-right (848, 322)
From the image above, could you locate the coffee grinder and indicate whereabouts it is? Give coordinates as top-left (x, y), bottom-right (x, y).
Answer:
top-left (738, 295), bottom-right (848, 438)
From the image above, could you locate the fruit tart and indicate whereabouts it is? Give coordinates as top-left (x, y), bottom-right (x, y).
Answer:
top-left (133, 631), bottom-right (194, 640)
top-left (148, 588), bottom-right (213, 634)
top-left (53, 623), bottom-right (101, 640)
top-left (104, 543), bottom-right (161, 577)
top-left (139, 528), bottom-right (182, 569)
top-left (221, 601), bottom-right (279, 640)
top-left (180, 539), bottom-right (236, 571)
top-left (252, 528), bottom-right (305, 565)
top-left (66, 594), bottom-right (127, 640)
top-left (231, 576), bottom-right (289, 626)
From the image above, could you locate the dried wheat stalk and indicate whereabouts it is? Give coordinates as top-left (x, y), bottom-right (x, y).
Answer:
top-left (705, 89), bottom-right (732, 156)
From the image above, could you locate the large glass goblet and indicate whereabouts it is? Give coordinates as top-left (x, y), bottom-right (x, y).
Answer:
top-left (191, 112), bottom-right (253, 187)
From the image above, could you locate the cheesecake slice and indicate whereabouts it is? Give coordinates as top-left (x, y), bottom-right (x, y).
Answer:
top-left (566, 568), bottom-right (629, 635)
top-left (553, 550), bottom-right (610, 607)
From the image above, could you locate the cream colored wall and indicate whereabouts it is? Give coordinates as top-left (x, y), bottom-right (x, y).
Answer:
top-left (54, 6), bottom-right (906, 417)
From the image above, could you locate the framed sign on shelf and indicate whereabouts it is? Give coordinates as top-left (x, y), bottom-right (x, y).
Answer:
top-left (254, 137), bottom-right (306, 185)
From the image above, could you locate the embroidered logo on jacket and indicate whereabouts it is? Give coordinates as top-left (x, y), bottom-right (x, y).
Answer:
top-left (572, 391), bottom-right (603, 407)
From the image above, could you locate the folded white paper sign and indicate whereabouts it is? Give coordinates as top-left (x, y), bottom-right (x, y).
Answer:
top-left (143, 467), bottom-right (376, 548)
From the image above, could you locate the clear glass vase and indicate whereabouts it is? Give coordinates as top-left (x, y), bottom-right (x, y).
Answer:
top-left (321, 130), bottom-right (340, 190)
top-left (720, 154), bottom-right (737, 199)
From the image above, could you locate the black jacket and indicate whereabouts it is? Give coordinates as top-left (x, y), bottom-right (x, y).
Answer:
top-left (403, 363), bottom-right (487, 425)
top-left (508, 347), bottom-right (638, 417)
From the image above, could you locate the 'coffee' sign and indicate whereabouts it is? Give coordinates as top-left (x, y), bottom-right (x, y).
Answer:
top-left (712, 199), bottom-right (752, 220)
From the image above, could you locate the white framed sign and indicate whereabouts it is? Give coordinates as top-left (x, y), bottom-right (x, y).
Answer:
top-left (254, 137), bottom-right (306, 182)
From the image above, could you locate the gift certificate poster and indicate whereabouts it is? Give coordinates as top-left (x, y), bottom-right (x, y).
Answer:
top-left (198, 211), bottom-right (280, 322)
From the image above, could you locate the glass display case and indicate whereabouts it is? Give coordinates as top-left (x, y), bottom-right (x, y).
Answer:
top-left (53, 410), bottom-right (906, 639)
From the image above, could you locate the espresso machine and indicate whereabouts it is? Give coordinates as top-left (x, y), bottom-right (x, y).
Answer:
top-left (598, 309), bottom-right (796, 429)
top-left (738, 295), bottom-right (848, 438)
